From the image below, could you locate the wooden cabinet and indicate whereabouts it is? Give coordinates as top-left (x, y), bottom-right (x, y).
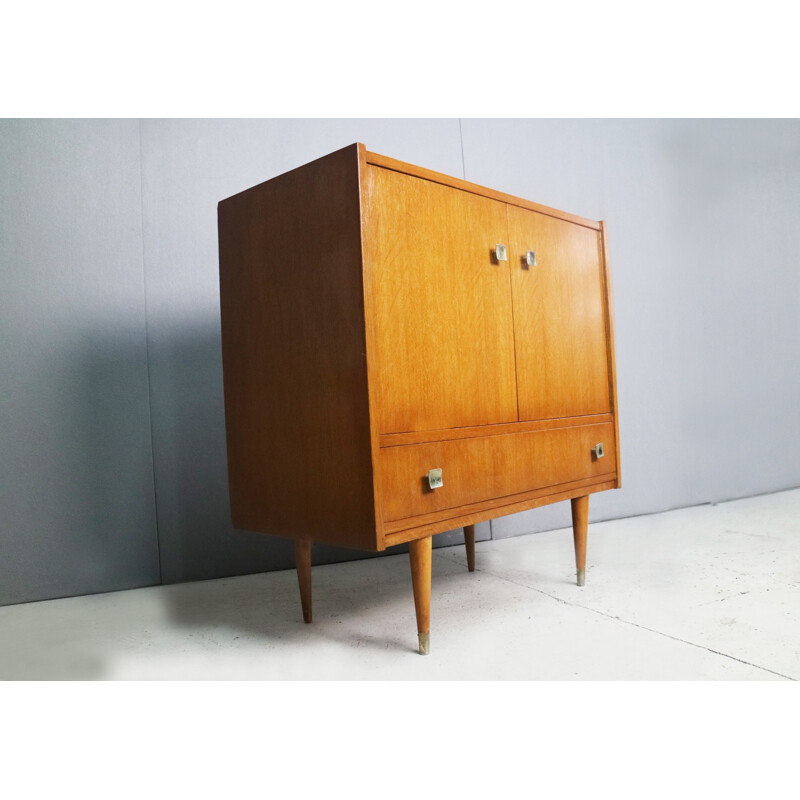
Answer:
top-left (218, 143), bottom-right (620, 654)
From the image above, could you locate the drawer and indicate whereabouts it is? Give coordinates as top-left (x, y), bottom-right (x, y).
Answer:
top-left (379, 422), bottom-right (616, 523)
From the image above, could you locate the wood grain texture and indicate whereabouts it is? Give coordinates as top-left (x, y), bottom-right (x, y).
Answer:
top-left (379, 422), bottom-right (616, 523)
top-left (408, 536), bottom-right (432, 642)
top-left (508, 206), bottom-right (611, 420)
top-left (218, 144), bottom-right (378, 550)
top-left (362, 164), bottom-right (518, 434)
top-left (379, 413), bottom-right (613, 448)
top-left (384, 479), bottom-right (616, 547)
top-left (600, 221), bottom-right (622, 489)
top-left (383, 474), bottom-right (615, 536)
top-left (219, 143), bottom-right (619, 575)
top-left (356, 144), bottom-right (388, 547)
top-left (365, 150), bottom-right (601, 231)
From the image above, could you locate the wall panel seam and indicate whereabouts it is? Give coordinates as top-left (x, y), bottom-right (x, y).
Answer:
top-left (137, 118), bottom-right (163, 585)
top-left (458, 118), bottom-right (466, 180)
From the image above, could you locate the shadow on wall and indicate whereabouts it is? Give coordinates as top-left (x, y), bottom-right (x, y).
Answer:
top-left (76, 325), bottom-right (161, 591)
top-left (0, 314), bottom-right (487, 677)
top-left (138, 316), bottom-right (481, 587)
top-left (0, 319), bottom-right (158, 608)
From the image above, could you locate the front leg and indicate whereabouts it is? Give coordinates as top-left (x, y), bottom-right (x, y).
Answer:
top-left (571, 495), bottom-right (588, 586)
top-left (408, 536), bottom-right (432, 654)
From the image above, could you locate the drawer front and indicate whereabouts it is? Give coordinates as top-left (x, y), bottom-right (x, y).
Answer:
top-left (380, 423), bottom-right (616, 523)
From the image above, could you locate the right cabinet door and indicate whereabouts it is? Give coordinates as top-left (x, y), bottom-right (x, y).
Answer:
top-left (508, 206), bottom-right (611, 420)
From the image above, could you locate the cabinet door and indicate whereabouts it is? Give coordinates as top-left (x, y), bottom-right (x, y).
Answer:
top-left (364, 166), bottom-right (518, 434)
top-left (508, 206), bottom-right (611, 420)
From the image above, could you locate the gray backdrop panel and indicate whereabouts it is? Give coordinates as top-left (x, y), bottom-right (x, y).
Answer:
top-left (2, 118), bottom-right (798, 605)
top-left (0, 120), bottom-right (159, 604)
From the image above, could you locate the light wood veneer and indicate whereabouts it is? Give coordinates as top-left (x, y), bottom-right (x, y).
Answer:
top-left (217, 143), bottom-right (621, 653)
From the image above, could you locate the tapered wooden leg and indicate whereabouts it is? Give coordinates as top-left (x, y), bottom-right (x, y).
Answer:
top-left (408, 536), bottom-right (432, 655)
top-left (294, 539), bottom-right (313, 623)
top-left (464, 524), bottom-right (476, 572)
top-left (571, 495), bottom-right (588, 587)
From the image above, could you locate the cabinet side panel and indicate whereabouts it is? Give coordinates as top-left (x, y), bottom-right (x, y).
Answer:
top-left (218, 145), bottom-right (377, 550)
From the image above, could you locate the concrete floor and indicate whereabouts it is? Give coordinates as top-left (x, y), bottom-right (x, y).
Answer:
top-left (1, 489), bottom-right (798, 680)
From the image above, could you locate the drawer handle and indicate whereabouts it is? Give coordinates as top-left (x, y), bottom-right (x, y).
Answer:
top-left (526, 250), bottom-right (537, 268)
top-left (426, 468), bottom-right (443, 490)
top-left (494, 244), bottom-right (508, 262)
top-left (592, 443), bottom-right (605, 459)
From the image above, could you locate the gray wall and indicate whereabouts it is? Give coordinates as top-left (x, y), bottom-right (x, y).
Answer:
top-left (0, 120), bottom-right (159, 604)
top-left (2, 119), bottom-right (799, 605)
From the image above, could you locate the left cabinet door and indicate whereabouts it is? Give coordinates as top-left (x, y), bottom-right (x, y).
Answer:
top-left (364, 166), bottom-right (518, 434)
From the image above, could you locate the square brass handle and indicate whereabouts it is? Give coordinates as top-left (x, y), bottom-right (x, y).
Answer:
top-left (427, 468), bottom-right (443, 489)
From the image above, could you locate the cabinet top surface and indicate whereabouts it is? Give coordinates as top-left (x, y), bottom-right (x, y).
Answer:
top-left (220, 143), bottom-right (603, 232)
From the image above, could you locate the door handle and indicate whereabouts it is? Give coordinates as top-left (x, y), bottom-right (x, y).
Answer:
top-left (426, 468), bottom-right (443, 490)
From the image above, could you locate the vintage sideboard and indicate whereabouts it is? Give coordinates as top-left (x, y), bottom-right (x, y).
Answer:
top-left (217, 143), bottom-right (620, 654)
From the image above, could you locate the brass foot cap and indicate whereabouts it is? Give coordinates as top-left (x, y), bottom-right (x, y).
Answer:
top-left (418, 632), bottom-right (430, 655)
top-left (577, 568), bottom-right (585, 587)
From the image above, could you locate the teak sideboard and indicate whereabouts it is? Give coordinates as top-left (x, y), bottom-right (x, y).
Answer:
top-left (217, 143), bottom-right (620, 654)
